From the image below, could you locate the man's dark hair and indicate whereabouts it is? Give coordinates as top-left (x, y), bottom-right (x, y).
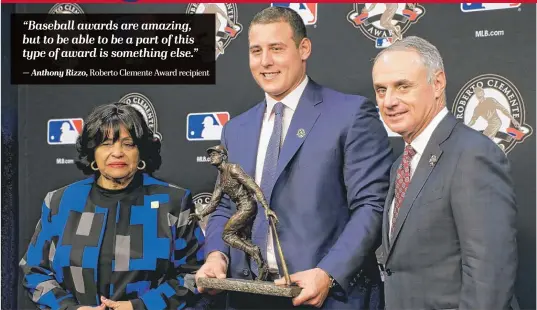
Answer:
top-left (250, 6), bottom-right (307, 46)
top-left (75, 102), bottom-right (162, 175)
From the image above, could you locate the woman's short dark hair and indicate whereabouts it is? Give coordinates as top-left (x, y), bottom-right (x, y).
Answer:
top-left (75, 102), bottom-right (162, 175)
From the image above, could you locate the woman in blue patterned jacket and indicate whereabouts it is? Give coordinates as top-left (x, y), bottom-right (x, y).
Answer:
top-left (20, 102), bottom-right (206, 310)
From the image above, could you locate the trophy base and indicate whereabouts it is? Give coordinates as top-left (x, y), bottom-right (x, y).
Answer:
top-left (197, 277), bottom-right (302, 298)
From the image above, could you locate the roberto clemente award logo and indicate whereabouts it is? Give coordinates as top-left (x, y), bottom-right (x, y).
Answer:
top-left (119, 93), bottom-right (163, 141)
top-left (49, 3), bottom-right (84, 14)
top-left (452, 74), bottom-right (533, 154)
top-left (186, 3), bottom-right (242, 60)
top-left (347, 3), bottom-right (425, 48)
top-left (193, 192), bottom-right (212, 234)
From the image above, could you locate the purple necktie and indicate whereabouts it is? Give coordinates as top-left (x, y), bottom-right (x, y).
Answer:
top-left (251, 102), bottom-right (284, 276)
top-left (260, 102), bottom-right (284, 202)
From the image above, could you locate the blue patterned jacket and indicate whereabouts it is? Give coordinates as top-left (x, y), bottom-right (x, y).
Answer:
top-left (20, 174), bottom-right (206, 310)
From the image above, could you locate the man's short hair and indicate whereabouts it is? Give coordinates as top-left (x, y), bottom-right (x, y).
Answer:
top-left (250, 6), bottom-right (307, 47)
top-left (373, 36), bottom-right (444, 84)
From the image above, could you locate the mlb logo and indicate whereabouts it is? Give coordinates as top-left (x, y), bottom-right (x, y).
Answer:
top-left (461, 3), bottom-right (521, 12)
top-left (47, 118), bottom-right (83, 145)
top-left (271, 3), bottom-right (317, 25)
top-left (187, 112), bottom-right (230, 141)
top-left (376, 37), bottom-right (393, 48)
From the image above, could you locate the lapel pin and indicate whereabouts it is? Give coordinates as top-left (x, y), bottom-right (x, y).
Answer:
top-left (297, 128), bottom-right (306, 138)
top-left (429, 155), bottom-right (437, 167)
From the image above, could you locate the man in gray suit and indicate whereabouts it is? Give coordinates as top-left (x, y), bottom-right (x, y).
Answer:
top-left (371, 36), bottom-right (518, 309)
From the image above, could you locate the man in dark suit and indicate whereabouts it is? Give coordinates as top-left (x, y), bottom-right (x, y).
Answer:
top-left (195, 6), bottom-right (394, 310)
top-left (372, 36), bottom-right (519, 309)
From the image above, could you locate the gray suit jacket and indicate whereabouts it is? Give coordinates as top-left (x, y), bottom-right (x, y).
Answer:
top-left (379, 113), bottom-right (519, 310)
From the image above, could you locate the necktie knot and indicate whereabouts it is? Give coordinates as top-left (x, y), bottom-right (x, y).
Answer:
top-left (273, 102), bottom-right (284, 116)
top-left (404, 145), bottom-right (416, 160)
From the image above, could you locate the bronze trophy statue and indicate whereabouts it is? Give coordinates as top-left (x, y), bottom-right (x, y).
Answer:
top-left (189, 145), bottom-right (301, 297)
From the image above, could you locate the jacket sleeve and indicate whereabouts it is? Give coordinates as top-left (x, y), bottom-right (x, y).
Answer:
top-left (316, 98), bottom-right (393, 294)
top-left (19, 192), bottom-right (81, 310)
top-left (451, 139), bottom-right (518, 309)
top-left (137, 190), bottom-right (206, 310)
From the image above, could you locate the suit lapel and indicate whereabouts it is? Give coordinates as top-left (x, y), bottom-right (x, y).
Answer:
top-left (250, 81), bottom-right (322, 276)
top-left (274, 81), bottom-right (322, 181)
top-left (271, 80), bottom-right (322, 275)
top-left (238, 102), bottom-right (266, 177)
top-left (386, 113), bottom-right (459, 260)
top-left (388, 144), bottom-right (443, 254)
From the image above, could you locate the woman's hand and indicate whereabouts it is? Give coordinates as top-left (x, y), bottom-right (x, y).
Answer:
top-left (100, 297), bottom-right (133, 310)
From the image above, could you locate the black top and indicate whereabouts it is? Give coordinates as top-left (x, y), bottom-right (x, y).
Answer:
top-left (89, 173), bottom-right (143, 300)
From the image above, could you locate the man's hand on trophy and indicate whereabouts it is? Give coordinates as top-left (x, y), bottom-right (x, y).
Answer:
top-left (195, 252), bottom-right (228, 295)
top-left (265, 208), bottom-right (279, 224)
top-left (274, 268), bottom-right (331, 308)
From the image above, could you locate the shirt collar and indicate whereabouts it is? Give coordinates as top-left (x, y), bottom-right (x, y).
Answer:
top-left (264, 76), bottom-right (309, 121)
top-left (409, 106), bottom-right (449, 155)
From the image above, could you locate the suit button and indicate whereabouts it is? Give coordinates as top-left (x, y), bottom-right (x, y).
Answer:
top-left (242, 269), bottom-right (250, 276)
top-left (385, 269), bottom-right (392, 276)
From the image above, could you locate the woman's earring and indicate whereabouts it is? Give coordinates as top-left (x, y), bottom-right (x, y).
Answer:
top-left (137, 160), bottom-right (146, 170)
top-left (91, 161), bottom-right (99, 171)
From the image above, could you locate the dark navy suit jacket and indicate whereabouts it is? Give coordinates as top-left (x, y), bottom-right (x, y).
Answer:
top-left (204, 80), bottom-right (394, 309)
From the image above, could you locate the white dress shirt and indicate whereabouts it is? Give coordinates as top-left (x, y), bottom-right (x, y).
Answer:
top-left (388, 107), bottom-right (448, 238)
top-left (255, 75), bottom-right (309, 273)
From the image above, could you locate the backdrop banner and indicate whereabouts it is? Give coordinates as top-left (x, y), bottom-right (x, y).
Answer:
top-left (14, 3), bottom-right (535, 310)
